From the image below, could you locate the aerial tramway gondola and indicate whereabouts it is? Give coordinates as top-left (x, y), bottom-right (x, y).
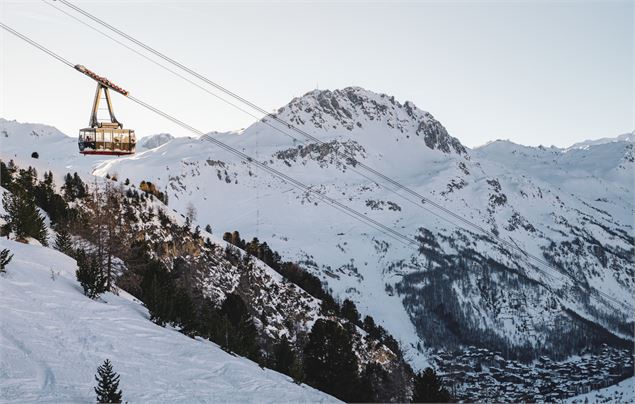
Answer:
top-left (75, 64), bottom-right (136, 156)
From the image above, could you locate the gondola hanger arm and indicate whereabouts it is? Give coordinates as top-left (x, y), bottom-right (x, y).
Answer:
top-left (74, 64), bottom-right (129, 96)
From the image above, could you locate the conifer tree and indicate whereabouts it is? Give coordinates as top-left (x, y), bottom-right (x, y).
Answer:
top-left (362, 315), bottom-right (381, 340)
top-left (15, 167), bottom-right (37, 195)
top-left (289, 356), bottom-right (305, 384)
top-left (411, 367), bottom-right (451, 403)
top-left (62, 173), bottom-right (75, 200)
top-left (341, 298), bottom-right (361, 324)
top-left (141, 261), bottom-right (175, 324)
top-left (1, 161), bottom-right (14, 190)
top-left (73, 173), bottom-right (87, 198)
top-left (54, 225), bottom-right (73, 256)
top-left (358, 363), bottom-right (386, 402)
top-left (34, 172), bottom-right (69, 225)
top-left (303, 319), bottom-right (360, 402)
top-left (172, 287), bottom-right (195, 333)
top-left (1, 189), bottom-right (48, 245)
top-left (220, 293), bottom-right (259, 361)
top-left (94, 359), bottom-right (122, 404)
top-left (0, 248), bottom-right (13, 273)
top-left (76, 249), bottom-right (106, 299)
top-left (273, 335), bottom-right (295, 375)
top-left (62, 172), bottom-right (87, 201)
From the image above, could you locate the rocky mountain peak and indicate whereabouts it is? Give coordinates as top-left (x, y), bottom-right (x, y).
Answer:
top-left (274, 87), bottom-right (467, 155)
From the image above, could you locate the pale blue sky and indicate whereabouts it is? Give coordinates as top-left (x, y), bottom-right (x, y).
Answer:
top-left (0, 0), bottom-right (632, 147)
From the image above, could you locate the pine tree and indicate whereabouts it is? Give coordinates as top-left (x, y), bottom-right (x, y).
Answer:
top-left (289, 356), bottom-right (305, 384)
top-left (362, 315), bottom-right (381, 340)
top-left (76, 249), bottom-right (106, 299)
top-left (0, 248), bottom-right (13, 273)
top-left (54, 225), bottom-right (73, 255)
top-left (141, 261), bottom-right (175, 325)
top-left (303, 319), bottom-right (360, 402)
top-left (341, 298), bottom-right (361, 324)
top-left (273, 335), bottom-right (295, 375)
top-left (73, 173), bottom-right (87, 198)
top-left (15, 167), bottom-right (37, 195)
top-left (411, 368), bottom-right (451, 403)
top-left (62, 173), bottom-right (75, 200)
top-left (1, 189), bottom-right (48, 245)
top-left (220, 293), bottom-right (259, 361)
top-left (34, 171), bottom-right (69, 225)
top-left (1, 161), bottom-right (14, 190)
top-left (222, 232), bottom-right (232, 243)
top-left (358, 363), bottom-right (385, 402)
top-left (62, 172), bottom-right (87, 201)
top-left (94, 359), bottom-right (122, 403)
top-left (172, 287), bottom-right (195, 333)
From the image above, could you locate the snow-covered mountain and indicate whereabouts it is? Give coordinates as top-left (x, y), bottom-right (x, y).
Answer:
top-left (0, 237), bottom-right (334, 402)
top-left (137, 132), bottom-right (174, 150)
top-left (1, 86), bottom-right (633, 398)
top-left (567, 131), bottom-right (634, 150)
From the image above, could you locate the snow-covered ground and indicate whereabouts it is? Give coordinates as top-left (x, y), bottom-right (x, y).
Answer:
top-left (0, 238), bottom-right (335, 403)
top-left (566, 377), bottom-right (634, 403)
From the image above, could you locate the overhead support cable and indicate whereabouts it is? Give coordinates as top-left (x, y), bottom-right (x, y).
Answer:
top-left (0, 20), bottom-right (630, 313)
top-left (49, 0), bottom-right (623, 304)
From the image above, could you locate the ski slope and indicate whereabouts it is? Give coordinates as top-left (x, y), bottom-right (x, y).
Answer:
top-left (0, 239), bottom-right (335, 403)
top-left (566, 377), bottom-right (634, 403)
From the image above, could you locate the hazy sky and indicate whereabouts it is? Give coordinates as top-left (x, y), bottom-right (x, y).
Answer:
top-left (0, 0), bottom-right (632, 148)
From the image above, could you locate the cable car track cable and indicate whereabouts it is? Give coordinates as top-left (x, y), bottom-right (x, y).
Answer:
top-left (0, 21), bottom-right (630, 313)
top-left (0, 20), bottom-right (421, 250)
top-left (39, 0), bottom-right (475, 243)
top-left (51, 0), bottom-right (634, 312)
top-left (0, 21), bottom-right (564, 287)
top-left (51, 0), bottom-right (624, 290)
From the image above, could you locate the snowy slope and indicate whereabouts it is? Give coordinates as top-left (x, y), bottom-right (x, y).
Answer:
top-left (0, 238), bottom-right (335, 403)
top-left (473, 138), bottom-right (633, 225)
top-left (566, 377), bottom-right (634, 403)
top-left (567, 131), bottom-right (634, 150)
top-left (2, 87), bottom-right (633, 374)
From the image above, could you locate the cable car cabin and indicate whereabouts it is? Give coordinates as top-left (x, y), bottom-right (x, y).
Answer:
top-left (74, 64), bottom-right (136, 156)
top-left (78, 125), bottom-right (136, 156)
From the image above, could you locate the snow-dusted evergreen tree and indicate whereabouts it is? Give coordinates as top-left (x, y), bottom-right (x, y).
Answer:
top-left (273, 335), bottom-right (295, 375)
top-left (303, 319), bottom-right (360, 402)
top-left (75, 249), bottom-right (106, 299)
top-left (411, 367), bottom-right (451, 403)
top-left (54, 226), bottom-right (73, 255)
top-left (94, 359), bottom-right (122, 404)
top-left (61, 172), bottom-right (87, 201)
top-left (1, 189), bottom-right (47, 245)
top-left (0, 248), bottom-right (13, 273)
top-left (340, 298), bottom-right (361, 324)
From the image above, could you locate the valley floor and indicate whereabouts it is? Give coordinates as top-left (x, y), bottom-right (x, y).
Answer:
top-left (435, 345), bottom-right (633, 402)
top-left (0, 239), bottom-right (335, 403)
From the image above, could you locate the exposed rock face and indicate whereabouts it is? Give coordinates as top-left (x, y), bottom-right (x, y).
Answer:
top-left (276, 87), bottom-right (467, 155)
top-left (137, 133), bottom-right (174, 150)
